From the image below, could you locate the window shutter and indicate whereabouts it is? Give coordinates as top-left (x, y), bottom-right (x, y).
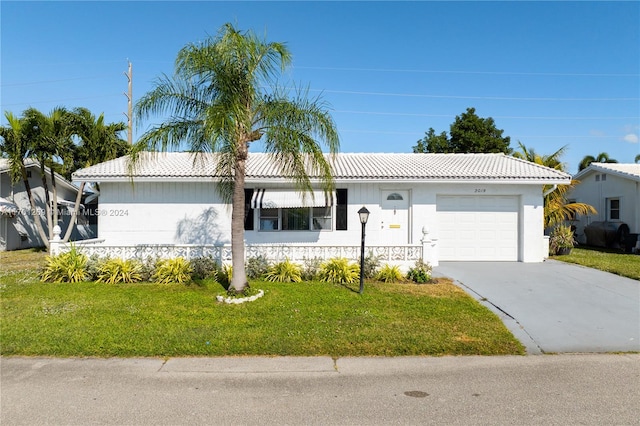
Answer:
top-left (336, 189), bottom-right (348, 230)
top-left (244, 188), bottom-right (254, 230)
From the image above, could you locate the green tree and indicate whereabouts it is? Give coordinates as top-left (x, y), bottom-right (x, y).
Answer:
top-left (1, 107), bottom-right (76, 248)
top-left (0, 111), bottom-right (51, 247)
top-left (62, 107), bottom-right (128, 241)
top-left (21, 107), bottom-right (76, 241)
top-left (513, 142), bottom-right (596, 228)
top-left (578, 152), bottom-right (618, 171)
top-left (1, 107), bottom-right (128, 247)
top-left (134, 23), bottom-right (339, 293)
top-left (635, 154), bottom-right (640, 163)
top-left (413, 107), bottom-right (511, 154)
top-left (67, 107), bottom-right (129, 177)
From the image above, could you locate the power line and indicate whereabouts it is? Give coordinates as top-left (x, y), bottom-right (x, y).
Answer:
top-left (294, 66), bottom-right (640, 78)
top-left (1, 94), bottom-right (122, 107)
top-left (333, 110), bottom-right (638, 120)
top-left (317, 89), bottom-right (638, 102)
top-left (0, 76), bottom-right (116, 87)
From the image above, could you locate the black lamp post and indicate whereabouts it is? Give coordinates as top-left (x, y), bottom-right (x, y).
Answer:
top-left (358, 206), bottom-right (370, 294)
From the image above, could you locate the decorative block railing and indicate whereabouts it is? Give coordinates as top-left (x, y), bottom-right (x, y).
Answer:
top-left (50, 229), bottom-right (440, 268)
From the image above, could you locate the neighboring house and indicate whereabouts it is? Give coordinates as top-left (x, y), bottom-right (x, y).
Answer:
top-left (69, 152), bottom-right (570, 266)
top-left (0, 159), bottom-right (95, 251)
top-left (569, 162), bottom-right (640, 246)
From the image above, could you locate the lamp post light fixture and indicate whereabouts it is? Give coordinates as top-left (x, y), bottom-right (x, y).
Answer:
top-left (357, 206), bottom-right (370, 294)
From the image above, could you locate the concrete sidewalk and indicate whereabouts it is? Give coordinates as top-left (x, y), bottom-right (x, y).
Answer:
top-left (434, 260), bottom-right (640, 354)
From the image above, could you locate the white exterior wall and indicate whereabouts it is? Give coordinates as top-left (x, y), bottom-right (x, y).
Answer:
top-left (569, 172), bottom-right (640, 241)
top-left (97, 180), bottom-right (546, 262)
top-left (98, 182), bottom-right (231, 245)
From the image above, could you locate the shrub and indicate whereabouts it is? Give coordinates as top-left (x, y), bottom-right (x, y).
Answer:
top-left (549, 224), bottom-right (576, 255)
top-left (406, 259), bottom-right (433, 284)
top-left (85, 255), bottom-right (102, 281)
top-left (301, 256), bottom-right (322, 281)
top-left (318, 257), bottom-right (360, 284)
top-left (217, 264), bottom-right (233, 287)
top-left (139, 256), bottom-right (159, 282)
top-left (245, 255), bottom-right (270, 279)
top-left (41, 245), bottom-right (88, 283)
top-left (360, 252), bottom-right (382, 279)
top-left (153, 257), bottom-right (193, 285)
top-left (376, 264), bottom-right (404, 283)
top-left (264, 259), bottom-right (302, 283)
top-left (190, 256), bottom-right (220, 280)
top-left (97, 258), bottom-right (143, 284)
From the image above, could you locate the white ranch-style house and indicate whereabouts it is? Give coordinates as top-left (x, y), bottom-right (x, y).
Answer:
top-left (62, 152), bottom-right (571, 268)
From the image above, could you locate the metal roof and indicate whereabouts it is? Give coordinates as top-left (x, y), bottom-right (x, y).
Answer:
top-left (72, 152), bottom-right (571, 184)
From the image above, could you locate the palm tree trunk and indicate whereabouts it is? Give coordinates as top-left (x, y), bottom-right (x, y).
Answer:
top-left (50, 166), bottom-right (59, 237)
top-left (63, 181), bottom-right (85, 242)
top-left (21, 166), bottom-right (50, 250)
top-left (39, 161), bottom-right (53, 240)
top-left (229, 144), bottom-right (249, 293)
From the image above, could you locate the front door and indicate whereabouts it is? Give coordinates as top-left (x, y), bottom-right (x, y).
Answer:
top-left (380, 190), bottom-right (409, 245)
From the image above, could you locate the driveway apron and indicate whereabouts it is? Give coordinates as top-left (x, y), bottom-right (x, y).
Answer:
top-left (434, 260), bottom-right (640, 354)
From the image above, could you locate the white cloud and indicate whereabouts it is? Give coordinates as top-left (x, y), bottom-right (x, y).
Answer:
top-left (623, 133), bottom-right (639, 144)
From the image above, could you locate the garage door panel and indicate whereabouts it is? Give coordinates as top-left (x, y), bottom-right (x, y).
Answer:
top-left (437, 195), bottom-right (519, 261)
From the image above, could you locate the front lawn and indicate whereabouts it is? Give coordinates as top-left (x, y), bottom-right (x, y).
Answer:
top-left (553, 246), bottom-right (640, 281)
top-left (0, 250), bottom-right (524, 357)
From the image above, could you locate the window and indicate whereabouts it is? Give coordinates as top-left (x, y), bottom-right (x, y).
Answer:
top-left (259, 207), bottom-right (333, 231)
top-left (312, 207), bottom-right (332, 230)
top-left (602, 174), bottom-right (607, 181)
top-left (595, 175), bottom-right (600, 182)
top-left (387, 193), bottom-right (404, 200)
top-left (259, 208), bottom-right (279, 230)
top-left (283, 208), bottom-right (309, 230)
top-left (608, 198), bottom-right (620, 220)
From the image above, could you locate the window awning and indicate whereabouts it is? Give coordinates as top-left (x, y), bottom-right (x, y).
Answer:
top-left (251, 189), bottom-right (335, 209)
top-left (57, 198), bottom-right (83, 209)
top-left (0, 197), bottom-right (19, 218)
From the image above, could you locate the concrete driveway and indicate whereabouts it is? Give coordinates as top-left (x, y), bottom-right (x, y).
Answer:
top-left (434, 260), bottom-right (640, 354)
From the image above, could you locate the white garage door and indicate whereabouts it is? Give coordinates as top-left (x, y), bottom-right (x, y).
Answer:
top-left (437, 195), bottom-right (519, 261)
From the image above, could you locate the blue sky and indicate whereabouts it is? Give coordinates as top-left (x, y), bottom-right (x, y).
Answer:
top-left (1, 1), bottom-right (638, 174)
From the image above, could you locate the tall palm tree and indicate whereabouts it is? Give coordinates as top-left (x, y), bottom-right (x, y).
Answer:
top-left (134, 23), bottom-right (340, 293)
top-left (578, 152), bottom-right (618, 171)
top-left (0, 112), bottom-right (50, 247)
top-left (69, 107), bottom-right (128, 175)
top-left (62, 107), bottom-right (128, 242)
top-left (635, 154), bottom-right (640, 164)
top-left (514, 142), bottom-right (596, 228)
top-left (21, 107), bottom-right (76, 240)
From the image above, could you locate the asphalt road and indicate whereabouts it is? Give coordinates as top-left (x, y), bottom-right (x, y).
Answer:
top-left (2, 355), bottom-right (639, 425)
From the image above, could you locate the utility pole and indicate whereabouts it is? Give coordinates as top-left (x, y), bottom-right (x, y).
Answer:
top-left (123, 61), bottom-right (133, 144)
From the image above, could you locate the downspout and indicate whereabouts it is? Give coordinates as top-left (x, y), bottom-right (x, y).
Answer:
top-left (543, 184), bottom-right (558, 197)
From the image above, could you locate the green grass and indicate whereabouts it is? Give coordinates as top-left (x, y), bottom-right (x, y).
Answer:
top-left (553, 246), bottom-right (640, 281)
top-left (0, 248), bottom-right (47, 272)
top-left (0, 250), bottom-right (524, 357)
